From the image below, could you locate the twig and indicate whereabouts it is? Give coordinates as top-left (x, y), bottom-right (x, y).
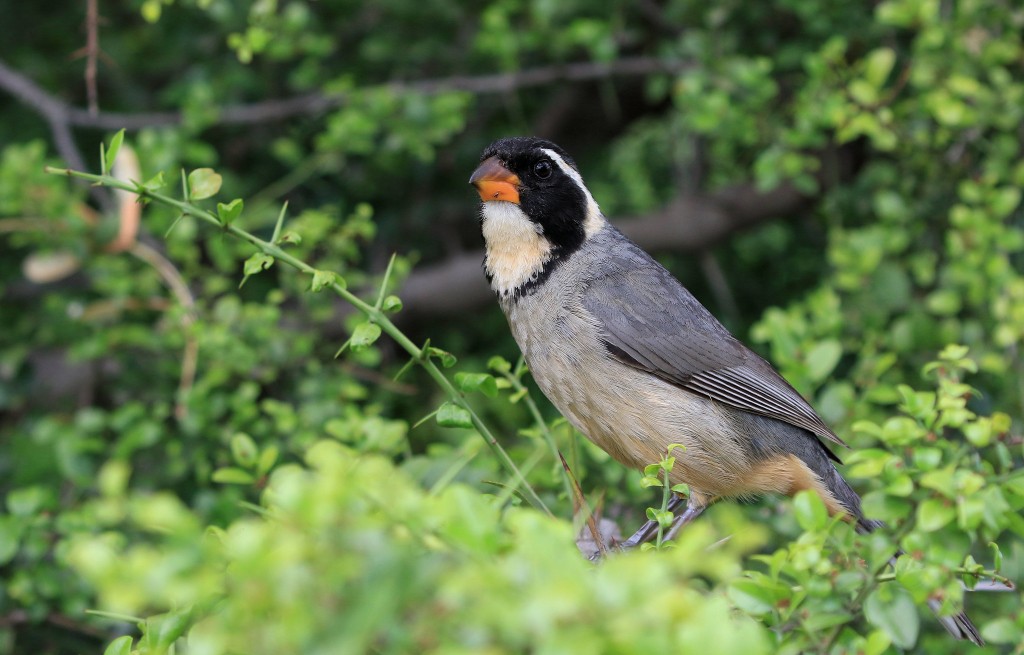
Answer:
top-left (496, 359), bottom-right (573, 501)
top-left (127, 241), bottom-right (198, 419)
top-left (0, 609), bottom-right (109, 639)
top-left (875, 568), bottom-right (1016, 590)
top-left (822, 519), bottom-right (916, 651)
top-left (45, 164), bottom-right (551, 516)
top-left (559, 452), bottom-right (607, 558)
top-left (0, 62), bottom-right (110, 213)
top-left (698, 251), bottom-right (739, 324)
top-left (84, 0), bottom-right (100, 115)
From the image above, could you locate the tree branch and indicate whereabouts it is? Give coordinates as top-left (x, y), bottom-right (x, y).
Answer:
top-left (0, 56), bottom-right (687, 131)
top-left (0, 58), bottom-right (111, 211)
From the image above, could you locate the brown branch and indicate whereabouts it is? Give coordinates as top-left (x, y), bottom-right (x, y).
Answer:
top-left (0, 56), bottom-right (688, 131)
top-left (128, 241), bottom-right (198, 421)
top-left (0, 59), bottom-right (109, 212)
top-left (84, 0), bottom-right (100, 115)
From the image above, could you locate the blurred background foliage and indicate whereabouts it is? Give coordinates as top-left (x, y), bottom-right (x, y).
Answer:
top-left (1, 0), bottom-right (1023, 653)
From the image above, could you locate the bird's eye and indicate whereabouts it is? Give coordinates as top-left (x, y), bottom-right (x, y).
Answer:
top-left (534, 160), bottom-right (552, 179)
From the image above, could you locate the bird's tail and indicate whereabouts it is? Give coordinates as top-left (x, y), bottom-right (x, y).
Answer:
top-left (926, 598), bottom-right (984, 645)
top-left (819, 461), bottom-right (985, 646)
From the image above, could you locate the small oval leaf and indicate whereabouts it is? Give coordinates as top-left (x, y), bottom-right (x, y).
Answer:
top-left (103, 635), bottom-right (134, 655)
top-left (350, 323), bottom-right (382, 352)
top-left (211, 467), bottom-right (255, 485)
top-left (188, 168), bottom-right (222, 200)
top-left (105, 129), bottom-right (126, 174)
top-left (436, 402), bottom-right (473, 429)
top-left (216, 198), bottom-right (244, 226)
top-left (230, 432), bottom-right (258, 468)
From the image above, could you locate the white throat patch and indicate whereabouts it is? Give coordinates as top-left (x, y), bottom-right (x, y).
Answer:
top-left (480, 202), bottom-right (553, 297)
top-left (540, 148), bottom-right (606, 238)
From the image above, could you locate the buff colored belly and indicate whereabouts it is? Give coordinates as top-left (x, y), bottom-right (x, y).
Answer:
top-left (505, 298), bottom-right (759, 500)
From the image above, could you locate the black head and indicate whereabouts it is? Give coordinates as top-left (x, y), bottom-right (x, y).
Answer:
top-left (471, 136), bottom-right (593, 255)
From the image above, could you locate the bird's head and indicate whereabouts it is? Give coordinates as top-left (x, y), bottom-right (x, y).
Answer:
top-left (470, 137), bottom-right (605, 298)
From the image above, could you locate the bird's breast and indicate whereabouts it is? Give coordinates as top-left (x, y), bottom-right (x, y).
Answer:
top-left (503, 284), bottom-right (757, 496)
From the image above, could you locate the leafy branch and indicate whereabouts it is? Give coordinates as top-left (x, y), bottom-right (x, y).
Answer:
top-left (45, 139), bottom-right (550, 516)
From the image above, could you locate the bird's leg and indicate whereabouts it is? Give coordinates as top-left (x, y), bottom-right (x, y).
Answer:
top-left (618, 494), bottom-right (686, 550)
top-left (662, 495), bottom-right (706, 542)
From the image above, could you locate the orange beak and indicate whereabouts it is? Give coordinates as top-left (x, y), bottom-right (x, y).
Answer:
top-left (469, 156), bottom-right (520, 204)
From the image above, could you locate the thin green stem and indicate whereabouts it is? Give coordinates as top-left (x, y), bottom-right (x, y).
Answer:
top-left (822, 518), bottom-right (916, 650)
top-left (499, 363), bottom-right (573, 502)
top-left (654, 463), bottom-right (672, 549)
top-left (46, 165), bottom-right (551, 516)
top-left (875, 567), bottom-right (1015, 588)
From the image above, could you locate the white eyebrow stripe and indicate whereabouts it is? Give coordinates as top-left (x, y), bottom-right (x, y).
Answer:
top-left (540, 147), bottom-right (606, 238)
top-left (540, 148), bottom-right (591, 200)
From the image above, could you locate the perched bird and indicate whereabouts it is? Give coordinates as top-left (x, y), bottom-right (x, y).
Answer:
top-left (469, 136), bottom-right (982, 644)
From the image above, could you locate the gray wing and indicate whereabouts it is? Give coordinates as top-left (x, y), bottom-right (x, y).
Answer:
top-left (583, 257), bottom-right (848, 452)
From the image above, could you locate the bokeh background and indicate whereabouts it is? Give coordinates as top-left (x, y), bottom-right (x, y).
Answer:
top-left (1, 1), bottom-right (1022, 653)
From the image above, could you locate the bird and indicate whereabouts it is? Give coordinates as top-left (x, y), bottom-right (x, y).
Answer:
top-left (468, 136), bottom-right (983, 644)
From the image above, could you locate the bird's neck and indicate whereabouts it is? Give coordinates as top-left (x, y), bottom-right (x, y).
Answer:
top-left (480, 202), bottom-right (555, 299)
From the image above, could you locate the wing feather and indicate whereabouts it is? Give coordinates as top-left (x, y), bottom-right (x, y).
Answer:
top-left (582, 245), bottom-right (848, 452)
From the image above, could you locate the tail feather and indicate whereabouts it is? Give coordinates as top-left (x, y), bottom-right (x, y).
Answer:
top-left (928, 599), bottom-right (984, 646)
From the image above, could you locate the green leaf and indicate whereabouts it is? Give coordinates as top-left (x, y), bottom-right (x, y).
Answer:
top-left (487, 356), bottom-right (512, 373)
top-left (864, 585), bottom-right (919, 649)
top-left (990, 187), bottom-right (1021, 218)
top-left (216, 198), bottom-right (244, 226)
top-left (925, 289), bottom-right (961, 316)
top-left (645, 507), bottom-right (673, 527)
top-left (98, 460), bottom-right (131, 497)
top-left (917, 498), bottom-right (955, 531)
top-left (141, 170), bottom-right (166, 192)
top-left (271, 200), bottom-right (288, 243)
top-left (188, 168), bottom-right (222, 200)
top-left (863, 47), bottom-right (896, 87)
top-left (311, 269), bottom-right (342, 292)
top-left (436, 402), bottom-right (473, 429)
top-left (793, 489), bottom-right (829, 531)
top-left (350, 323), bottom-right (382, 352)
top-left (884, 474), bottom-right (914, 497)
top-left (957, 495), bottom-right (985, 530)
top-left (278, 230), bottom-right (302, 245)
top-left (257, 445), bottom-right (279, 477)
top-left (938, 344), bottom-right (970, 361)
top-left (141, 0), bottom-right (162, 22)
top-left (103, 635), bottom-right (134, 655)
top-left (230, 432), bottom-right (258, 468)
top-left (639, 475), bottom-right (663, 489)
top-left (454, 372), bottom-right (499, 398)
top-left (989, 542), bottom-right (1003, 572)
top-left (426, 346), bottom-right (456, 368)
top-left (141, 606), bottom-right (197, 649)
top-left (0, 515), bottom-right (22, 565)
top-left (104, 129), bottom-right (125, 174)
top-left (727, 579), bottom-right (776, 616)
top-left (239, 253), bottom-right (274, 288)
top-left (381, 295), bottom-right (403, 313)
top-left (6, 486), bottom-right (48, 516)
top-left (913, 447), bottom-right (943, 470)
top-left (805, 339), bottom-right (842, 382)
top-left (860, 490), bottom-right (911, 522)
top-left (981, 617), bottom-right (1021, 644)
top-left (212, 467), bottom-right (255, 485)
